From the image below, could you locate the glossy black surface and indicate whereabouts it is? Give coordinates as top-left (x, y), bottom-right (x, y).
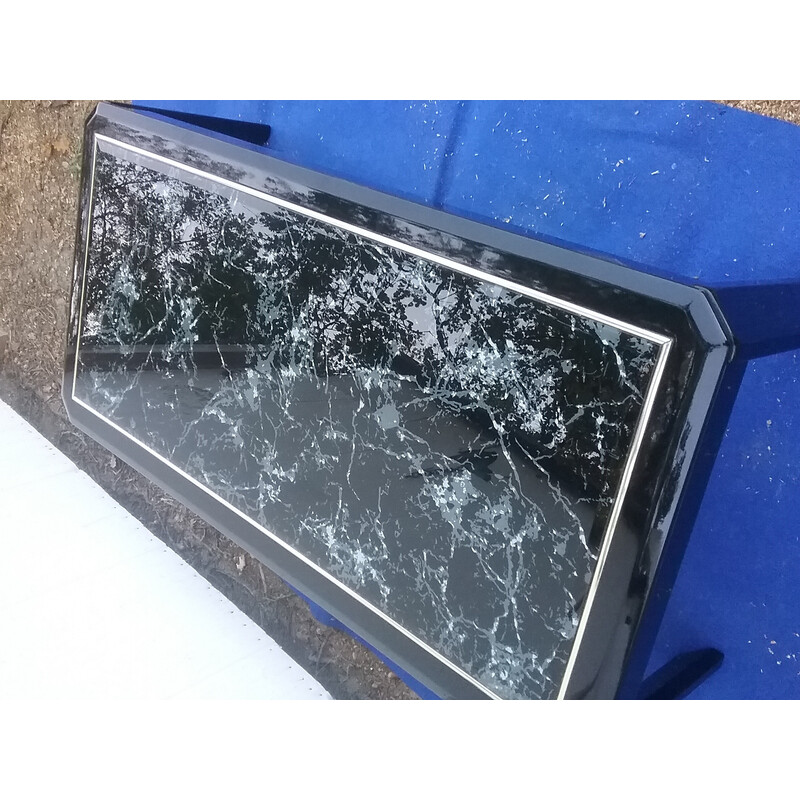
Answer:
top-left (63, 104), bottom-right (733, 699)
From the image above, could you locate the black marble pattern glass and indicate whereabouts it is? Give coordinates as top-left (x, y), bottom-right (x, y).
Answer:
top-left (70, 138), bottom-right (669, 699)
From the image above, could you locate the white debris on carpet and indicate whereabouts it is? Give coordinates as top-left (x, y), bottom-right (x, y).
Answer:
top-left (0, 398), bottom-right (331, 700)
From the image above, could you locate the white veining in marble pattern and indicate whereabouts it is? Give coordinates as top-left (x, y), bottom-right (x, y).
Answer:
top-left (73, 148), bottom-right (660, 699)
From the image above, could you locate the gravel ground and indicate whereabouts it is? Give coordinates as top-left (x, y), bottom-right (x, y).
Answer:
top-left (0, 99), bottom-right (797, 701)
top-left (723, 100), bottom-right (800, 125)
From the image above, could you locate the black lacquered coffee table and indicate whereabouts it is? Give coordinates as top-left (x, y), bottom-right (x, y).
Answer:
top-left (64, 103), bottom-right (733, 699)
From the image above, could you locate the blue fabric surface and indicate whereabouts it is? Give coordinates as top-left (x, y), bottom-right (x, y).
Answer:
top-left (440, 101), bottom-right (800, 287)
top-left (141, 100), bottom-right (800, 698)
top-left (644, 348), bottom-right (800, 698)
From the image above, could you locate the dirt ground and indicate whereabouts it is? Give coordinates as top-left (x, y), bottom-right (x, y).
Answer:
top-left (0, 99), bottom-right (797, 700)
